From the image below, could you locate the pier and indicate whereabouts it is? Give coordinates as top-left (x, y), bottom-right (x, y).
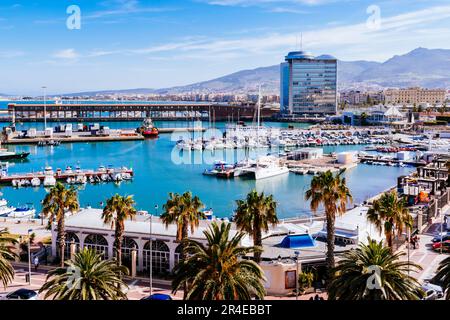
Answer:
top-left (6, 102), bottom-right (278, 123)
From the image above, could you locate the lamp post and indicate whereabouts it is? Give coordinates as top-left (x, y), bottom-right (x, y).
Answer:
top-left (294, 251), bottom-right (300, 301)
top-left (42, 86), bottom-right (47, 130)
top-left (27, 229), bottom-right (33, 284)
top-left (407, 227), bottom-right (410, 276)
top-left (149, 205), bottom-right (158, 295)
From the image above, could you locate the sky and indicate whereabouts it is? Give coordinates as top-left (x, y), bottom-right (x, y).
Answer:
top-left (1, 0), bottom-right (450, 95)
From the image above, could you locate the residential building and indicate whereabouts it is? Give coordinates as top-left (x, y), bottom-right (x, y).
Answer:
top-left (282, 51), bottom-right (338, 116)
top-left (384, 87), bottom-right (446, 105)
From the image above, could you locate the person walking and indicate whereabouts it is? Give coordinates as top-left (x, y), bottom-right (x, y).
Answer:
top-left (33, 256), bottom-right (39, 271)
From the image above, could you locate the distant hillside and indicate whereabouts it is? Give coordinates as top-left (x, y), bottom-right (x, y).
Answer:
top-left (63, 48), bottom-right (450, 96)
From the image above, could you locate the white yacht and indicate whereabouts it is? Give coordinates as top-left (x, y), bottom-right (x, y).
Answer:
top-left (241, 156), bottom-right (289, 180)
top-left (0, 206), bottom-right (15, 217)
top-left (8, 205), bottom-right (36, 219)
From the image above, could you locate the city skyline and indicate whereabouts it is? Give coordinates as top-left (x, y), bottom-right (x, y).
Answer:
top-left (1, 0), bottom-right (450, 94)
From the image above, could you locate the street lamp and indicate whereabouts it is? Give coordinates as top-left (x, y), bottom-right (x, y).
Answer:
top-left (27, 229), bottom-right (33, 285)
top-left (42, 86), bottom-right (47, 130)
top-left (149, 205), bottom-right (158, 295)
top-left (294, 251), bottom-right (300, 301)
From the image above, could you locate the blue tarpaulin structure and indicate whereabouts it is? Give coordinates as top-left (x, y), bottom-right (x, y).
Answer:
top-left (280, 234), bottom-right (316, 248)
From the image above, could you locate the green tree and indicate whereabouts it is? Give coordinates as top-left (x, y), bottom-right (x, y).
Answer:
top-left (172, 221), bottom-right (266, 300)
top-left (305, 170), bottom-right (353, 275)
top-left (328, 238), bottom-right (422, 300)
top-left (102, 195), bottom-right (137, 266)
top-left (39, 248), bottom-right (129, 300)
top-left (435, 256), bottom-right (450, 300)
top-left (367, 191), bottom-right (413, 251)
top-left (235, 190), bottom-right (278, 263)
top-left (161, 191), bottom-right (205, 243)
top-left (42, 183), bottom-right (79, 267)
top-left (0, 229), bottom-right (17, 289)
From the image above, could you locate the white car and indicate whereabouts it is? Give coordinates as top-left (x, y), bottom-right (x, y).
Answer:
top-left (421, 282), bottom-right (444, 300)
top-left (0, 289), bottom-right (38, 300)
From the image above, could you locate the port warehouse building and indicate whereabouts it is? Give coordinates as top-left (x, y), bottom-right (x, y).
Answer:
top-left (7, 102), bottom-right (278, 122)
top-left (52, 207), bottom-right (383, 296)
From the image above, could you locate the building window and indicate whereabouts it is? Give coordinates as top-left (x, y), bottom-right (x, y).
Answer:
top-left (84, 234), bottom-right (109, 259)
top-left (114, 237), bottom-right (138, 269)
top-left (56, 232), bottom-right (80, 258)
top-left (143, 240), bottom-right (170, 275)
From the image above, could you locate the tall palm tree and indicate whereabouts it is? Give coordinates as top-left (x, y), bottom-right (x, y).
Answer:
top-left (0, 229), bottom-right (17, 289)
top-left (161, 191), bottom-right (205, 243)
top-left (172, 221), bottom-right (266, 300)
top-left (367, 191), bottom-right (413, 250)
top-left (235, 190), bottom-right (278, 263)
top-left (102, 194), bottom-right (137, 266)
top-left (42, 183), bottom-right (79, 267)
top-left (39, 248), bottom-right (129, 300)
top-left (328, 238), bottom-right (422, 300)
top-left (305, 170), bottom-right (352, 273)
top-left (435, 256), bottom-right (450, 300)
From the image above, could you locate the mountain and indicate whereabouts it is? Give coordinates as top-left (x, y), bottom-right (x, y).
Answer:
top-left (351, 48), bottom-right (450, 88)
top-left (63, 48), bottom-right (450, 96)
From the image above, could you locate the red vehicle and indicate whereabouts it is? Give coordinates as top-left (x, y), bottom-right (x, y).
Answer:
top-left (432, 240), bottom-right (450, 252)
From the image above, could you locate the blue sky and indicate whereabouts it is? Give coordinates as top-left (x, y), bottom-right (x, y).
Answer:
top-left (1, 0), bottom-right (450, 95)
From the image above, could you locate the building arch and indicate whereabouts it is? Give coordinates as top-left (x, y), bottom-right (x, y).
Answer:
top-left (84, 234), bottom-right (109, 259)
top-left (143, 240), bottom-right (170, 275)
top-left (56, 232), bottom-right (80, 258)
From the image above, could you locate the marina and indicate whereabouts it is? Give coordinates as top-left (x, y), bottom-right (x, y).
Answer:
top-left (0, 120), bottom-right (414, 218)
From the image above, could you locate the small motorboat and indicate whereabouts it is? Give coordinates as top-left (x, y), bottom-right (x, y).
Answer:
top-left (31, 177), bottom-right (41, 187)
top-left (0, 198), bottom-right (7, 207)
top-left (203, 209), bottom-right (214, 220)
top-left (0, 206), bottom-right (15, 217)
top-left (9, 205), bottom-right (36, 219)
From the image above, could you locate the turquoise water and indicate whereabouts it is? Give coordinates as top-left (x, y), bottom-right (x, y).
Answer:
top-left (0, 120), bottom-right (413, 219)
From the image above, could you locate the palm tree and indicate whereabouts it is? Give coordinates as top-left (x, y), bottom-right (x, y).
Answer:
top-left (328, 238), bottom-right (422, 300)
top-left (161, 191), bottom-right (205, 244)
top-left (42, 183), bottom-right (79, 267)
top-left (435, 256), bottom-right (450, 300)
top-left (305, 170), bottom-right (352, 273)
top-left (172, 221), bottom-right (266, 300)
top-left (0, 229), bottom-right (17, 289)
top-left (235, 190), bottom-right (278, 263)
top-left (367, 191), bottom-right (413, 250)
top-left (39, 248), bottom-right (129, 300)
top-left (102, 194), bottom-right (137, 266)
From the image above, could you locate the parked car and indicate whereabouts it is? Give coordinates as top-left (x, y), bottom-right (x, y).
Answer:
top-left (422, 282), bottom-right (444, 299)
top-left (141, 293), bottom-right (172, 301)
top-left (432, 240), bottom-right (450, 252)
top-left (431, 235), bottom-right (450, 243)
top-left (0, 289), bottom-right (38, 300)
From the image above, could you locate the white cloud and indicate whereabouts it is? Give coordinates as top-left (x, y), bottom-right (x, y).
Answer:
top-left (53, 49), bottom-right (80, 60)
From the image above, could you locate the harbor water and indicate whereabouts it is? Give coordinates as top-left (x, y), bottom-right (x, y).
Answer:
top-left (0, 120), bottom-right (414, 219)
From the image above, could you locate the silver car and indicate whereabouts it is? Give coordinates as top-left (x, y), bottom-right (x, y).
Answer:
top-left (0, 289), bottom-right (38, 300)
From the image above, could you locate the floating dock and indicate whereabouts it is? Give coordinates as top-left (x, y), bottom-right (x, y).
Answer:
top-left (0, 167), bottom-right (134, 186)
